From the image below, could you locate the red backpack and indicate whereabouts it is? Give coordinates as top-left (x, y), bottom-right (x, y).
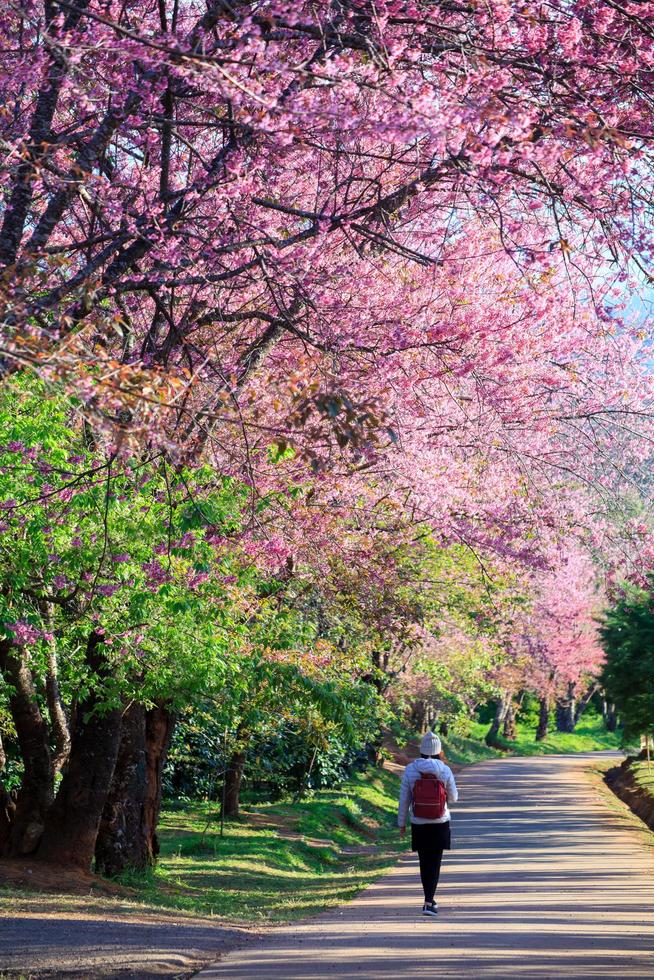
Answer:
top-left (412, 772), bottom-right (446, 819)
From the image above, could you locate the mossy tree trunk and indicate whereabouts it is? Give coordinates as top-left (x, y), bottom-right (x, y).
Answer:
top-left (605, 703), bottom-right (618, 732)
top-left (95, 701), bottom-right (175, 876)
top-left (555, 682), bottom-right (576, 733)
top-left (37, 632), bottom-right (123, 870)
top-left (0, 639), bottom-right (54, 856)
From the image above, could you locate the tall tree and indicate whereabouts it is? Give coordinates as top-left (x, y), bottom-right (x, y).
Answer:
top-left (601, 580), bottom-right (654, 743)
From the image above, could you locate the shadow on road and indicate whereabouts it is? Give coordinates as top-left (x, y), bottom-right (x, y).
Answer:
top-left (201, 753), bottom-right (654, 980)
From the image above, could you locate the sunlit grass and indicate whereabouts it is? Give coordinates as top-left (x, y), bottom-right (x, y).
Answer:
top-left (442, 730), bottom-right (503, 765)
top-left (0, 768), bottom-right (403, 924)
top-left (444, 712), bottom-right (622, 765)
top-left (119, 767), bottom-right (405, 921)
top-left (630, 758), bottom-right (654, 795)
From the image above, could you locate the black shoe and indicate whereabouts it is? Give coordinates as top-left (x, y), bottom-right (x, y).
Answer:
top-left (421, 901), bottom-right (438, 916)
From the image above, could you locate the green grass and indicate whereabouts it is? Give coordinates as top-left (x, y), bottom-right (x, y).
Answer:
top-left (629, 758), bottom-right (654, 797)
top-left (441, 730), bottom-right (503, 765)
top-left (122, 767), bottom-right (404, 922)
top-left (443, 712), bottom-right (622, 764)
top-left (585, 759), bottom-right (654, 857)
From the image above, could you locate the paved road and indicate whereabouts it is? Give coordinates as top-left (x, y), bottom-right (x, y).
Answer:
top-left (197, 752), bottom-right (654, 980)
top-left (0, 911), bottom-right (245, 978)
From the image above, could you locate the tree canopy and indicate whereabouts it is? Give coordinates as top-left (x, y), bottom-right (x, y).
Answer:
top-left (601, 582), bottom-right (654, 742)
top-left (1, 0), bottom-right (654, 874)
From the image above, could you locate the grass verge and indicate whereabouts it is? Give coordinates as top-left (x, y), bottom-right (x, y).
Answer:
top-left (444, 712), bottom-right (622, 765)
top-left (125, 766), bottom-right (403, 921)
top-left (628, 758), bottom-right (654, 797)
top-left (0, 768), bottom-right (403, 924)
top-left (585, 757), bottom-right (654, 858)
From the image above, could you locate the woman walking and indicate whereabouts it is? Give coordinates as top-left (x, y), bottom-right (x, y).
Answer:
top-left (398, 730), bottom-right (458, 916)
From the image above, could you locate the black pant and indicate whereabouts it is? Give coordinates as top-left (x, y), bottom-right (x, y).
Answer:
top-left (418, 848), bottom-right (443, 903)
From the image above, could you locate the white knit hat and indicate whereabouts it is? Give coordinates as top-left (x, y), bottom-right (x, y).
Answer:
top-left (420, 731), bottom-right (441, 756)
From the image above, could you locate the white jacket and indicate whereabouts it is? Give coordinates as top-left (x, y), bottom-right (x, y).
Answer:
top-left (398, 757), bottom-right (458, 827)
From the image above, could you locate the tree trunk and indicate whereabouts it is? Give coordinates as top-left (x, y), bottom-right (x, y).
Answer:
top-left (573, 681), bottom-right (601, 725)
top-left (366, 731), bottom-right (385, 767)
top-left (410, 702), bottom-right (426, 736)
top-left (0, 640), bottom-right (54, 856)
top-left (223, 750), bottom-right (246, 819)
top-left (142, 703), bottom-right (175, 864)
top-left (43, 627), bottom-right (71, 775)
top-left (370, 650), bottom-right (390, 693)
top-left (485, 694), bottom-right (511, 747)
top-left (502, 701), bottom-right (517, 741)
top-left (0, 785), bottom-right (14, 850)
top-left (536, 696), bottom-right (550, 741)
top-left (95, 701), bottom-right (175, 877)
top-left (37, 632), bottom-right (123, 870)
top-left (95, 703), bottom-right (147, 877)
top-left (605, 702), bottom-right (618, 732)
top-left (555, 682), bottom-right (576, 733)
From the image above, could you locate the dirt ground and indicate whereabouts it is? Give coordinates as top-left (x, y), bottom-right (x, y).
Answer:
top-left (0, 862), bottom-right (249, 979)
top-left (0, 859), bottom-right (132, 898)
top-left (0, 901), bottom-right (248, 979)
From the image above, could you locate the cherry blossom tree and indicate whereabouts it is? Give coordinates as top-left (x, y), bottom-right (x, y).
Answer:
top-left (2, 0), bottom-right (654, 874)
top-left (2, 1), bottom-right (654, 571)
top-left (496, 547), bottom-right (606, 740)
top-left (1, 0), bottom-right (653, 459)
